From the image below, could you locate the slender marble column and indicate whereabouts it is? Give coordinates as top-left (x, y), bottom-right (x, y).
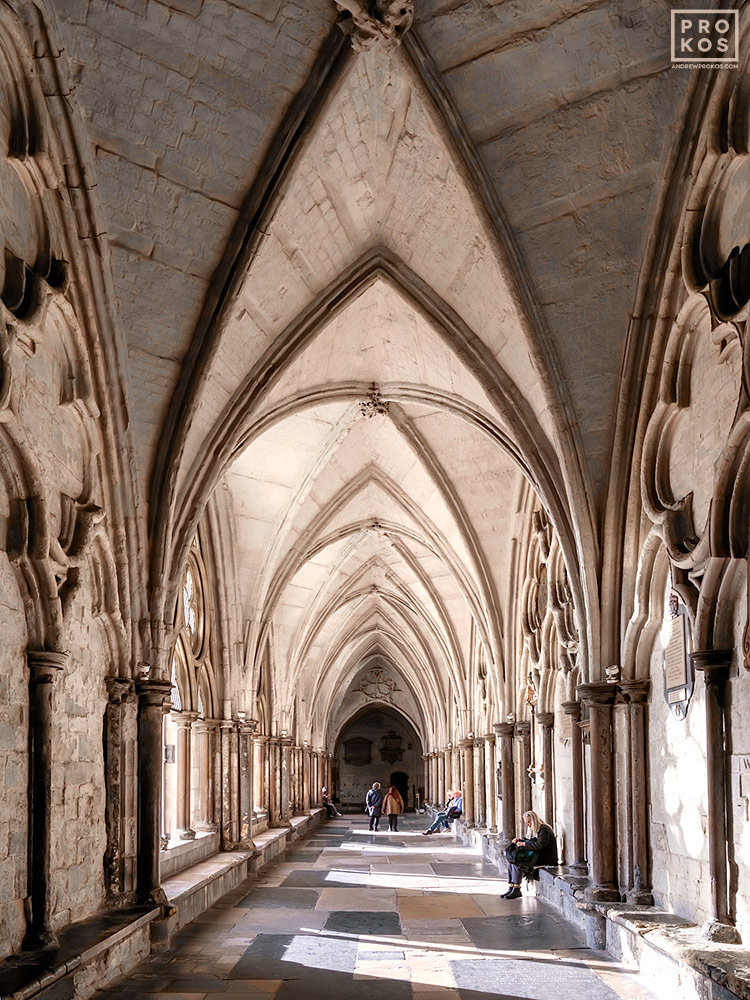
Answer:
top-left (473, 738), bottom-right (486, 827)
top-left (562, 701), bottom-right (586, 869)
top-left (279, 737), bottom-right (293, 826)
top-left (535, 712), bottom-right (555, 826)
top-left (437, 750), bottom-right (446, 806)
top-left (238, 720), bottom-right (258, 848)
top-left (104, 677), bottom-right (136, 900)
top-left (194, 719), bottom-right (219, 832)
top-left (268, 737), bottom-right (280, 824)
top-left (220, 720), bottom-right (238, 849)
top-left (460, 738), bottom-right (475, 826)
top-left (135, 677), bottom-right (171, 906)
top-left (24, 650), bottom-right (67, 947)
top-left (484, 733), bottom-right (497, 833)
top-left (578, 682), bottom-right (619, 900)
top-left (495, 723), bottom-right (516, 843)
top-left (174, 712), bottom-right (197, 840)
top-left (253, 733), bottom-right (267, 819)
top-left (515, 721), bottom-right (532, 816)
top-left (618, 681), bottom-right (652, 903)
top-left (691, 650), bottom-right (740, 942)
top-left (327, 753), bottom-right (333, 795)
top-left (303, 746), bottom-right (312, 813)
top-left (451, 744), bottom-right (460, 792)
top-left (431, 752), bottom-right (439, 805)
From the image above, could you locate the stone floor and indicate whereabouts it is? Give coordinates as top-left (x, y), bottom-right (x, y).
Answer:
top-left (94, 816), bottom-right (668, 1000)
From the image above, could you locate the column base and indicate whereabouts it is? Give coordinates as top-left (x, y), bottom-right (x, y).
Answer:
top-left (135, 885), bottom-right (170, 908)
top-left (176, 828), bottom-right (196, 842)
top-left (568, 862), bottom-right (589, 874)
top-left (194, 822), bottom-right (218, 833)
top-left (585, 885), bottom-right (620, 902)
top-left (626, 889), bottom-right (654, 906)
top-left (702, 920), bottom-right (741, 944)
top-left (23, 926), bottom-right (58, 951)
top-left (238, 838), bottom-right (258, 852)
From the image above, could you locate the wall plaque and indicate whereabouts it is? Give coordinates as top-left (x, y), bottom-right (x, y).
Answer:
top-left (663, 593), bottom-right (694, 719)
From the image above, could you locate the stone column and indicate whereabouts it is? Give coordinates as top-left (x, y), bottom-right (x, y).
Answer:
top-left (618, 680), bottom-right (652, 904)
top-left (578, 682), bottom-right (619, 900)
top-left (422, 755), bottom-right (430, 804)
top-left (253, 733), bottom-right (267, 818)
top-left (459, 738), bottom-right (475, 826)
top-left (220, 720), bottom-right (238, 849)
top-left (238, 720), bottom-right (258, 848)
top-left (103, 677), bottom-right (137, 901)
top-left (431, 752), bottom-right (440, 805)
top-left (451, 744), bottom-right (460, 791)
top-left (303, 746), bottom-right (312, 813)
top-left (279, 736), bottom-right (293, 826)
top-left (515, 721), bottom-right (532, 816)
top-left (691, 650), bottom-right (740, 942)
top-left (326, 752), bottom-right (333, 796)
top-left (484, 733), bottom-right (497, 833)
top-left (174, 712), bottom-right (197, 840)
top-left (24, 650), bottom-right (67, 947)
top-left (268, 737), bottom-right (280, 824)
top-left (535, 712), bottom-right (555, 826)
top-left (194, 719), bottom-right (219, 832)
top-left (495, 722), bottom-right (516, 843)
top-left (473, 738), bottom-right (486, 827)
top-left (562, 701), bottom-right (586, 869)
top-left (135, 677), bottom-right (171, 906)
top-left (436, 750), bottom-right (446, 806)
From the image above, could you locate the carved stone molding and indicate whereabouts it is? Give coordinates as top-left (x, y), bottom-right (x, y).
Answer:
top-left (333, 0), bottom-right (414, 51)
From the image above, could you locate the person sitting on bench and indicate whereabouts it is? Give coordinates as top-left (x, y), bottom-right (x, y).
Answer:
top-left (502, 809), bottom-right (558, 898)
top-left (422, 791), bottom-right (462, 834)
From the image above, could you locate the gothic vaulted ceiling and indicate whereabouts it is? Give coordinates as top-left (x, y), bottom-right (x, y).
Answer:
top-left (48, 0), bottom-right (694, 734)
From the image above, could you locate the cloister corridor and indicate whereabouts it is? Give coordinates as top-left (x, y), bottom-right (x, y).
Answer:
top-left (92, 817), bottom-right (663, 1000)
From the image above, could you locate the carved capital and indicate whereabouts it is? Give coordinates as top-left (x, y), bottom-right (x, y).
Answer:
top-left (333, 0), bottom-right (413, 51)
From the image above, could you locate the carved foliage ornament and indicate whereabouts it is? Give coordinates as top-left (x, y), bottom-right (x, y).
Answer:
top-left (332, 0), bottom-right (414, 51)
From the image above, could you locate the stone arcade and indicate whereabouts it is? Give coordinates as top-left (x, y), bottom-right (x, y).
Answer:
top-left (2, 0), bottom-right (750, 997)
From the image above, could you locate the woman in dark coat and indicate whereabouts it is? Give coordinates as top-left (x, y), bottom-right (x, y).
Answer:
top-left (502, 809), bottom-right (558, 899)
top-left (365, 782), bottom-right (384, 831)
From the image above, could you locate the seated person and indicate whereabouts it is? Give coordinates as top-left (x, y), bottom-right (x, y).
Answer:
top-left (422, 791), bottom-right (462, 834)
top-left (321, 786), bottom-right (340, 818)
top-left (502, 809), bottom-right (558, 898)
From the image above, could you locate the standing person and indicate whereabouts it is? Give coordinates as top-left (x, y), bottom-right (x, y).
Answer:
top-left (502, 809), bottom-right (558, 899)
top-left (382, 785), bottom-right (404, 832)
top-left (365, 782), bottom-right (384, 831)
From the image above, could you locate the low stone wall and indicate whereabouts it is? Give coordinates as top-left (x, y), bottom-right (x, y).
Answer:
top-left (0, 809), bottom-right (326, 1000)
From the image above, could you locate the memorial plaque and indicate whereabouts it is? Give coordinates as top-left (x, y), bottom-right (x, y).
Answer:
top-left (664, 615), bottom-right (688, 689)
top-left (663, 595), bottom-right (694, 719)
top-left (559, 712), bottom-right (574, 741)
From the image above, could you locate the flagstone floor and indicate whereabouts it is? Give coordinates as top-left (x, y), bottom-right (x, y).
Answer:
top-left (94, 816), bottom-right (667, 1000)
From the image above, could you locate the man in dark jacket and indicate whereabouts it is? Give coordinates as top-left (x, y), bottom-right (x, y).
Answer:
top-left (366, 782), bottom-right (384, 831)
top-left (502, 809), bottom-right (558, 899)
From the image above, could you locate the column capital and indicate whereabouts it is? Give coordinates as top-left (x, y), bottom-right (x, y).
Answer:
top-left (483, 732), bottom-right (496, 744)
top-left (237, 718), bottom-right (259, 735)
top-left (691, 649), bottom-right (733, 673)
top-left (578, 681), bottom-right (618, 705)
top-left (105, 676), bottom-right (135, 703)
top-left (619, 679), bottom-right (651, 703)
top-left (194, 717), bottom-right (221, 733)
top-left (514, 721), bottom-right (531, 736)
top-left (173, 710), bottom-right (199, 728)
top-left (561, 700), bottom-right (581, 719)
top-left (27, 649), bottom-right (68, 682)
top-left (459, 737), bottom-right (474, 749)
top-left (494, 722), bottom-right (515, 737)
top-left (473, 737), bottom-right (484, 749)
top-left (535, 712), bottom-right (554, 728)
top-left (135, 677), bottom-right (172, 707)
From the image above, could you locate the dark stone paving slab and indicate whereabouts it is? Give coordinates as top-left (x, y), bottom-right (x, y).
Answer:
top-left (324, 909), bottom-right (402, 936)
top-left (461, 913), bottom-right (584, 951)
top-left (229, 932), bottom-right (358, 979)
top-left (281, 869), bottom-right (369, 888)
top-left (450, 956), bottom-right (621, 998)
top-left (276, 976), bottom-right (412, 1000)
top-left (236, 887), bottom-right (320, 908)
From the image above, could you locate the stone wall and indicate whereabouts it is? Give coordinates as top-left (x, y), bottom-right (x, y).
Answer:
top-left (336, 710), bottom-right (420, 809)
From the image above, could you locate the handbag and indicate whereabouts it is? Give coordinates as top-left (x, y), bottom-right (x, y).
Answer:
top-left (447, 806), bottom-right (462, 819)
top-left (505, 842), bottom-right (537, 866)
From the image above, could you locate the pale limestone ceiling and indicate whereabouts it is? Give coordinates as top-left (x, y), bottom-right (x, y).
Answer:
top-left (47, 0), bottom-right (693, 732)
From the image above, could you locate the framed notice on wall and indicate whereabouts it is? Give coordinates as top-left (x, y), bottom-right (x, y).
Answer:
top-left (663, 593), bottom-right (694, 720)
